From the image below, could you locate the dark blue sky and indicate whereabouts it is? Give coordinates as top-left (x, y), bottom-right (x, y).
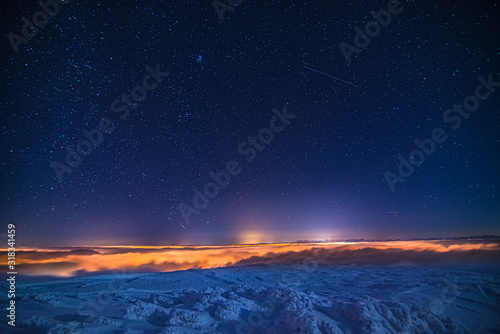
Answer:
top-left (1, 0), bottom-right (499, 246)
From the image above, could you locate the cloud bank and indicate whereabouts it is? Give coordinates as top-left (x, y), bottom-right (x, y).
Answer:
top-left (2, 239), bottom-right (499, 277)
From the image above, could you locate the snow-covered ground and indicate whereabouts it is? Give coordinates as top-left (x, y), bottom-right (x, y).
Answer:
top-left (1, 265), bottom-right (499, 333)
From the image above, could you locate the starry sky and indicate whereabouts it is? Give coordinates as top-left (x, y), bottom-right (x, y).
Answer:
top-left (1, 0), bottom-right (499, 247)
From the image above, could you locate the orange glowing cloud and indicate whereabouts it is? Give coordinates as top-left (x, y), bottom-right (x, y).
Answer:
top-left (2, 239), bottom-right (499, 277)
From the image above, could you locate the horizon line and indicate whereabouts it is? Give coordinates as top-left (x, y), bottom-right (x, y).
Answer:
top-left (8, 234), bottom-right (500, 249)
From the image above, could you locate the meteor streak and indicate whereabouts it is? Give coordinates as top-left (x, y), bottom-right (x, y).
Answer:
top-left (304, 65), bottom-right (358, 88)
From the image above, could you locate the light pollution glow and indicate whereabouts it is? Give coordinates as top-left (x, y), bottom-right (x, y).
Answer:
top-left (2, 240), bottom-right (499, 277)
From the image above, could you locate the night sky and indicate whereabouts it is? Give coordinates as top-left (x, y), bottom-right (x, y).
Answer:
top-left (1, 0), bottom-right (499, 247)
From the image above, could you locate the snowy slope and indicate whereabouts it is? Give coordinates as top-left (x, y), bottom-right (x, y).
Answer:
top-left (1, 265), bottom-right (499, 333)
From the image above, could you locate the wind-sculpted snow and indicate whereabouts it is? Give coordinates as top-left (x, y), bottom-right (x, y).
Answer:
top-left (1, 266), bottom-right (499, 333)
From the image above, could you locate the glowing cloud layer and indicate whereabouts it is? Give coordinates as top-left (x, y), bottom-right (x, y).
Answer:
top-left (2, 240), bottom-right (499, 277)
